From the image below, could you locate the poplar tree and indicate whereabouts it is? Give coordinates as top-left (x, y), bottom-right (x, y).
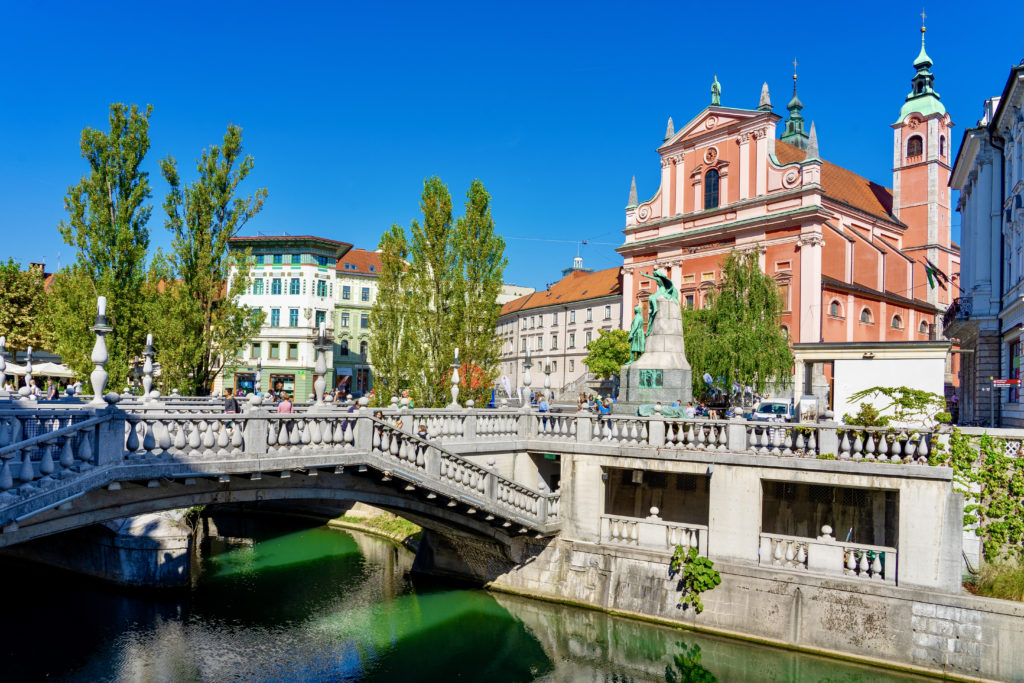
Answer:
top-left (53, 103), bottom-right (154, 388)
top-left (683, 250), bottom-right (793, 400)
top-left (454, 180), bottom-right (507, 404)
top-left (368, 224), bottom-right (413, 404)
top-left (0, 260), bottom-right (47, 357)
top-left (152, 124), bottom-right (267, 394)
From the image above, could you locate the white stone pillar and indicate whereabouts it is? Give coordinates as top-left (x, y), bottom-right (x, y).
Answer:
top-left (674, 153), bottom-right (687, 213)
top-left (755, 130), bottom-right (768, 196)
top-left (738, 136), bottom-right (750, 200)
top-left (622, 268), bottom-right (634, 317)
top-left (660, 158), bottom-right (672, 218)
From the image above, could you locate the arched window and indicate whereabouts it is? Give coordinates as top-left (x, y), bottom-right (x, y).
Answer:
top-left (340, 340), bottom-right (349, 356)
top-left (829, 300), bottom-right (843, 318)
top-left (907, 135), bottom-right (923, 157)
top-left (780, 325), bottom-right (790, 339)
top-left (891, 315), bottom-right (902, 329)
top-left (939, 135), bottom-right (946, 157)
top-left (860, 307), bottom-right (873, 324)
top-left (704, 168), bottom-right (720, 209)
top-left (360, 341), bottom-right (368, 357)
top-left (919, 320), bottom-right (930, 334)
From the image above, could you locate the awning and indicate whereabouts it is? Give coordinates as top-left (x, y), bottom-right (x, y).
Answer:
top-left (30, 362), bottom-right (77, 378)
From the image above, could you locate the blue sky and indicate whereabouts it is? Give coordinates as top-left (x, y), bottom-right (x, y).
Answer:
top-left (2, 1), bottom-right (1022, 289)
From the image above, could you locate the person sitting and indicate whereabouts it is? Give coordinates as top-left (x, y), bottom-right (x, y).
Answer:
top-left (685, 401), bottom-right (696, 418)
top-left (223, 388), bottom-right (239, 414)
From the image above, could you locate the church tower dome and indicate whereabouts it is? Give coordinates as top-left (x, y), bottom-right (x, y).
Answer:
top-left (780, 61), bottom-right (809, 149)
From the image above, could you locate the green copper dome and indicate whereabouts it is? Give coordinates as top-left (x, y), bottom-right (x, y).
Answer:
top-left (896, 29), bottom-right (945, 122)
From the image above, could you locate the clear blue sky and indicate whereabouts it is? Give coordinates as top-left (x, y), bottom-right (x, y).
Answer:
top-left (2, 1), bottom-right (1022, 289)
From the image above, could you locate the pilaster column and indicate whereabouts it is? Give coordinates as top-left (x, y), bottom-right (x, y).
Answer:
top-left (674, 152), bottom-right (687, 213)
top-left (660, 157), bottom-right (672, 218)
top-left (738, 136), bottom-right (750, 200)
top-left (754, 130), bottom-right (768, 196)
top-left (797, 232), bottom-right (825, 343)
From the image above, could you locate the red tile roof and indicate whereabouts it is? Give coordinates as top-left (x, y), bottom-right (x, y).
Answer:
top-left (500, 267), bottom-right (622, 316)
top-left (774, 140), bottom-right (898, 224)
top-left (336, 248), bottom-right (383, 276)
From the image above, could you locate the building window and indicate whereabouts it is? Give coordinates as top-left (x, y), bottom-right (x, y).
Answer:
top-left (289, 278), bottom-right (300, 295)
top-left (551, 334), bottom-right (557, 349)
top-left (273, 254), bottom-right (283, 265)
top-left (316, 255), bottom-right (328, 267)
top-left (778, 284), bottom-right (790, 312)
top-left (780, 325), bottom-right (790, 339)
top-left (342, 285), bottom-right (351, 300)
top-left (939, 135), bottom-right (946, 157)
top-left (339, 340), bottom-right (349, 356)
top-left (251, 342), bottom-right (261, 358)
top-left (289, 308), bottom-right (299, 327)
top-left (829, 300), bottom-right (843, 318)
top-left (684, 294), bottom-right (695, 309)
top-left (860, 308), bottom-right (873, 324)
top-left (569, 359), bottom-right (574, 372)
top-left (316, 280), bottom-right (327, 297)
top-left (586, 308), bottom-right (592, 322)
top-left (255, 254), bottom-right (264, 265)
top-left (682, 274), bottom-right (695, 284)
top-left (290, 254), bottom-right (300, 265)
top-left (585, 331), bottom-right (592, 345)
top-left (907, 135), bottom-right (923, 157)
top-left (604, 305), bottom-right (611, 319)
top-left (253, 279), bottom-right (264, 295)
top-left (270, 343), bottom-right (280, 359)
top-left (569, 310), bottom-right (576, 324)
top-left (552, 312), bottom-right (558, 325)
top-left (360, 313), bottom-right (369, 329)
top-left (891, 315), bottom-right (902, 329)
top-left (270, 309), bottom-right (280, 327)
top-left (341, 312), bottom-right (350, 327)
top-left (919, 320), bottom-right (930, 334)
top-left (552, 360), bottom-right (557, 372)
top-left (315, 310), bottom-right (326, 327)
top-left (569, 333), bottom-right (575, 348)
top-left (361, 287), bottom-right (370, 302)
top-left (701, 271), bottom-right (715, 281)
top-left (360, 341), bottom-right (368, 357)
top-left (536, 336), bottom-right (543, 351)
top-left (521, 318), bottom-right (527, 330)
top-left (776, 261), bottom-right (791, 272)
top-left (287, 343), bottom-right (298, 360)
top-left (704, 168), bottom-right (720, 209)
top-left (271, 278), bottom-right (282, 295)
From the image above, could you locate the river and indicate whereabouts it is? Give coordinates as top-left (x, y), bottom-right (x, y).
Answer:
top-left (0, 513), bottom-right (933, 682)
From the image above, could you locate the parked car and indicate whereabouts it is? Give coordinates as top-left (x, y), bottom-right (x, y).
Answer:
top-left (748, 400), bottom-right (794, 423)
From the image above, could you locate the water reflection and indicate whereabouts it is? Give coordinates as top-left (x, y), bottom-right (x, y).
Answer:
top-left (0, 513), bottom-right (932, 682)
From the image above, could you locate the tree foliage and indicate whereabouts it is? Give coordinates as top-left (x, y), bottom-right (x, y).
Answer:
top-left (682, 250), bottom-right (792, 400)
top-left (369, 177), bottom-right (507, 407)
top-left (583, 329), bottom-right (630, 379)
top-left (52, 103), bottom-right (154, 388)
top-left (42, 265), bottom-right (97, 380)
top-left (151, 125), bottom-right (267, 394)
top-left (0, 260), bottom-right (47, 357)
top-left (847, 385), bottom-right (950, 428)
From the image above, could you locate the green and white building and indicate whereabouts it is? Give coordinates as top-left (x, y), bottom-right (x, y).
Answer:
top-left (333, 248), bottom-right (381, 396)
top-left (220, 235), bottom-right (352, 399)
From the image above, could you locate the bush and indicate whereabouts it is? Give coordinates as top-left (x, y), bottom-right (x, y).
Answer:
top-left (969, 564), bottom-right (1024, 602)
top-left (842, 402), bottom-right (890, 427)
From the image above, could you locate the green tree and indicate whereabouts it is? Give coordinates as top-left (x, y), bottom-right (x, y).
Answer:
top-left (682, 249), bottom-right (792, 400)
top-left (41, 265), bottom-right (97, 379)
top-left (368, 224), bottom-right (414, 405)
top-left (846, 385), bottom-right (950, 428)
top-left (453, 180), bottom-right (507, 405)
top-left (0, 260), bottom-right (47, 358)
top-left (152, 125), bottom-right (267, 394)
top-left (53, 103), bottom-right (154, 389)
top-left (583, 329), bottom-right (630, 379)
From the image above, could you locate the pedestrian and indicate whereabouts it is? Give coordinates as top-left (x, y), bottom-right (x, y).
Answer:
top-left (224, 388), bottom-right (239, 413)
top-left (46, 382), bottom-right (58, 401)
top-left (276, 393), bottom-right (294, 413)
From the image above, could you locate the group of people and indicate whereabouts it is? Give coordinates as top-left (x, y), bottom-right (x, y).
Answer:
top-left (2, 378), bottom-right (83, 400)
top-left (576, 393), bottom-right (615, 415)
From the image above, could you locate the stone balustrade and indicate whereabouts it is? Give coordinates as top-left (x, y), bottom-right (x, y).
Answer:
top-left (600, 513), bottom-right (708, 555)
top-left (758, 532), bottom-right (896, 583)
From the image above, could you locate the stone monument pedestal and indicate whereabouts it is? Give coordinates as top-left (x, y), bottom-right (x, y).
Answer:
top-left (617, 287), bottom-right (692, 412)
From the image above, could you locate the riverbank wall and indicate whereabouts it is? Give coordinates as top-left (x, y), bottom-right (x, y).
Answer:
top-left (415, 530), bottom-right (1024, 682)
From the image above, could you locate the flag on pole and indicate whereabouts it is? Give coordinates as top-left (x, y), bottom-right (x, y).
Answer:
top-left (923, 259), bottom-right (950, 290)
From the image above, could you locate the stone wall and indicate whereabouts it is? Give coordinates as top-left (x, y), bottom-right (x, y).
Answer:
top-left (415, 531), bottom-right (1024, 681)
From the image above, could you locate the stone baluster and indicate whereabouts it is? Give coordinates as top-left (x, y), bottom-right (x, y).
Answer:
top-left (141, 334), bottom-right (155, 401)
top-left (313, 323), bottom-right (329, 406)
top-left (19, 346), bottom-right (34, 400)
top-left (89, 296), bottom-right (113, 406)
top-left (852, 431), bottom-right (864, 460)
top-left (0, 336), bottom-right (7, 397)
top-left (838, 431), bottom-right (851, 459)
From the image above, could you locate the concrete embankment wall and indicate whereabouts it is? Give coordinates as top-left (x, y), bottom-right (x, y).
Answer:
top-left (416, 531), bottom-right (1024, 682)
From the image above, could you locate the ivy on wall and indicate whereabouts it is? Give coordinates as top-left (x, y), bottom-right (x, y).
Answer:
top-left (933, 429), bottom-right (1024, 563)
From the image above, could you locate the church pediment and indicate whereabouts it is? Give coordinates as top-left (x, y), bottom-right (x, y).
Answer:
top-left (659, 107), bottom-right (774, 149)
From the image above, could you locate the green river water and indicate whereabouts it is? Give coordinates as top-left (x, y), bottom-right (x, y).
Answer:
top-left (0, 514), bottom-right (934, 682)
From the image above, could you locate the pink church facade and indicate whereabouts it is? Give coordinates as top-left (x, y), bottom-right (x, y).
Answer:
top-left (617, 38), bottom-right (958, 355)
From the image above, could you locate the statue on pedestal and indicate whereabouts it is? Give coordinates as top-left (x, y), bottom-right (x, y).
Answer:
top-left (640, 269), bottom-right (678, 333)
top-left (626, 305), bottom-right (645, 364)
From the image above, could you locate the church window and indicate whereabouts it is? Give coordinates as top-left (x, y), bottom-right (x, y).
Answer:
top-left (907, 135), bottom-right (923, 158)
top-left (919, 320), bottom-right (930, 335)
top-left (859, 307), bottom-right (873, 324)
top-left (780, 325), bottom-right (790, 339)
top-left (829, 300), bottom-right (843, 318)
top-left (704, 169), bottom-right (720, 209)
top-left (939, 135), bottom-right (946, 156)
top-left (891, 315), bottom-right (903, 329)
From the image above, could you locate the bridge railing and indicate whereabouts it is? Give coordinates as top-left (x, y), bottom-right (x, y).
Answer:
top-left (0, 412), bottom-right (110, 492)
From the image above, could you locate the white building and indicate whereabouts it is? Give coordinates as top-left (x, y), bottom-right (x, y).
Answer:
top-left (497, 259), bottom-right (622, 397)
top-left (948, 62), bottom-right (1024, 426)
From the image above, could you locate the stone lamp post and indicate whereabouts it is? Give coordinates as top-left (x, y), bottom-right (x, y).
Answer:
top-left (313, 322), bottom-right (331, 406)
top-left (448, 347), bottom-right (461, 408)
top-left (141, 333), bottom-right (155, 401)
top-left (522, 345), bottom-right (533, 410)
top-left (543, 361), bottom-right (552, 401)
top-left (89, 296), bottom-right (112, 405)
top-left (251, 358), bottom-right (263, 407)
